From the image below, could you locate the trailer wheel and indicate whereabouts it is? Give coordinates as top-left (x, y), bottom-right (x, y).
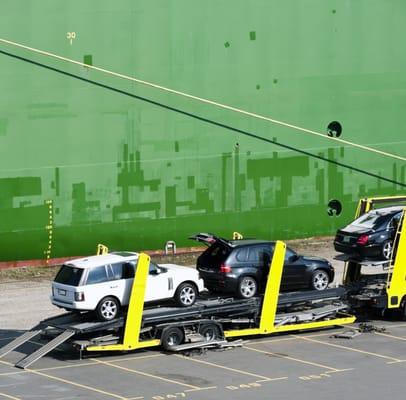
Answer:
top-left (199, 323), bottom-right (221, 341)
top-left (400, 298), bottom-right (406, 321)
top-left (161, 327), bottom-right (184, 351)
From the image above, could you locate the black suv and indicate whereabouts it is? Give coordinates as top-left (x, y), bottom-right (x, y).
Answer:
top-left (190, 233), bottom-right (334, 298)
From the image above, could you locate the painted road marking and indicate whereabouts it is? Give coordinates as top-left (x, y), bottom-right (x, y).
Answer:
top-left (293, 334), bottom-right (405, 363)
top-left (0, 371), bottom-right (26, 377)
top-left (110, 354), bottom-right (164, 363)
top-left (244, 345), bottom-right (340, 371)
top-left (26, 368), bottom-right (127, 400)
top-left (0, 392), bottom-right (21, 400)
top-left (374, 332), bottom-right (406, 341)
top-left (248, 331), bottom-right (339, 345)
top-left (183, 386), bottom-right (217, 392)
top-left (381, 323), bottom-right (406, 329)
top-left (92, 358), bottom-right (201, 390)
top-left (34, 353), bottom-right (164, 373)
top-left (174, 354), bottom-right (287, 382)
top-left (36, 361), bottom-right (100, 372)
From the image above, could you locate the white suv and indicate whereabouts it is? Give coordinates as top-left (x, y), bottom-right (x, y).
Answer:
top-left (51, 251), bottom-right (205, 321)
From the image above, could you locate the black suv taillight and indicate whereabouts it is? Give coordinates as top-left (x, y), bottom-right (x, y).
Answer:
top-left (220, 263), bottom-right (232, 273)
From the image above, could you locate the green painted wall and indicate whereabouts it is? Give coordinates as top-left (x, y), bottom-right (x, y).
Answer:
top-left (0, 0), bottom-right (405, 261)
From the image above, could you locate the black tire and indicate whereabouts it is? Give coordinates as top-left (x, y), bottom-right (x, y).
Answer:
top-left (237, 276), bottom-right (258, 298)
top-left (381, 240), bottom-right (393, 260)
top-left (161, 327), bottom-right (184, 351)
top-left (310, 269), bottom-right (330, 291)
top-left (199, 323), bottom-right (221, 341)
top-left (96, 296), bottom-right (120, 321)
top-left (174, 282), bottom-right (198, 307)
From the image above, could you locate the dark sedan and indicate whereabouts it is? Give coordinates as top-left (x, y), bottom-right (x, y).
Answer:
top-left (334, 206), bottom-right (403, 261)
top-left (190, 233), bottom-right (335, 299)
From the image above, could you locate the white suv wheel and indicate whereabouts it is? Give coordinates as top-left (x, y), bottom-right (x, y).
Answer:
top-left (175, 283), bottom-right (197, 307)
top-left (96, 297), bottom-right (119, 321)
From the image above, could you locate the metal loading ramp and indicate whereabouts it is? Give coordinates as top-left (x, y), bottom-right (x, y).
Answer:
top-left (15, 330), bottom-right (75, 369)
top-left (0, 330), bottom-right (42, 358)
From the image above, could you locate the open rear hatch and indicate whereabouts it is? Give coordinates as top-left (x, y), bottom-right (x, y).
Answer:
top-left (189, 233), bottom-right (232, 274)
top-left (189, 232), bottom-right (230, 247)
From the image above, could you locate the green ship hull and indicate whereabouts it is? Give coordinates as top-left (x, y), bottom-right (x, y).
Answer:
top-left (0, 0), bottom-right (405, 262)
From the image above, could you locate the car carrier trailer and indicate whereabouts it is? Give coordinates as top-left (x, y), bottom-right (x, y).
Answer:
top-left (2, 195), bottom-right (405, 370)
top-left (343, 196), bottom-right (406, 317)
top-left (0, 241), bottom-right (354, 369)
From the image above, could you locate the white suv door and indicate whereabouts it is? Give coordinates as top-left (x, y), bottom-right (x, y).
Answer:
top-left (106, 263), bottom-right (127, 304)
top-left (85, 265), bottom-right (116, 308)
top-left (145, 263), bottom-right (172, 301)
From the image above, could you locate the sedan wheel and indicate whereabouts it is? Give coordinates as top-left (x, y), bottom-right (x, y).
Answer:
top-left (175, 283), bottom-right (197, 307)
top-left (96, 296), bottom-right (120, 321)
top-left (238, 276), bottom-right (258, 298)
top-left (311, 270), bottom-right (329, 291)
top-left (382, 240), bottom-right (393, 260)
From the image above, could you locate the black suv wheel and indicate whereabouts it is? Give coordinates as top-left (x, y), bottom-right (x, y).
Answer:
top-left (237, 276), bottom-right (258, 298)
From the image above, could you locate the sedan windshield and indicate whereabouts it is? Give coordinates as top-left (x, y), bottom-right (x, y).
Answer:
top-left (54, 264), bottom-right (84, 286)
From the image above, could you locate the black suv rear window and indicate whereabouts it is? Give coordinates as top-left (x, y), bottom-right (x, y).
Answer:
top-left (54, 265), bottom-right (83, 286)
top-left (201, 243), bottom-right (231, 265)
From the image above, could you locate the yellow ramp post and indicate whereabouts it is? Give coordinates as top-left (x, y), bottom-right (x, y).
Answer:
top-left (96, 244), bottom-right (109, 255)
top-left (87, 253), bottom-right (160, 351)
top-left (225, 240), bottom-right (286, 337)
top-left (387, 209), bottom-right (406, 308)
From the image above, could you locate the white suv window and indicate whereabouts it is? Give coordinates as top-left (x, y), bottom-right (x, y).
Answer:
top-left (86, 265), bottom-right (109, 285)
top-left (108, 263), bottom-right (123, 280)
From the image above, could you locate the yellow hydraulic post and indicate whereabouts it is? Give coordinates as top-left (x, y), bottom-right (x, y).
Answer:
top-left (355, 198), bottom-right (370, 218)
top-left (354, 195), bottom-right (406, 219)
top-left (344, 195), bottom-right (406, 285)
top-left (87, 253), bottom-right (160, 351)
top-left (96, 244), bottom-right (109, 255)
top-left (225, 240), bottom-right (286, 337)
top-left (386, 209), bottom-right (406, 309)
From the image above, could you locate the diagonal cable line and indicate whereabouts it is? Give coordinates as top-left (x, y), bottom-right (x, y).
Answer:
top-left (0, 48), bottom-right (405, 188)
top-left (0, 36), bottom-right (405, 163)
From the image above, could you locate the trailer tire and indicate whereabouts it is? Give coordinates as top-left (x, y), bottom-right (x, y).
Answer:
top-left (400, 297), bottom-right (406, 321)
top-left (199, 323), bottom-right (221, 341)
top-left (161, 327), bottom-right (184, 351)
